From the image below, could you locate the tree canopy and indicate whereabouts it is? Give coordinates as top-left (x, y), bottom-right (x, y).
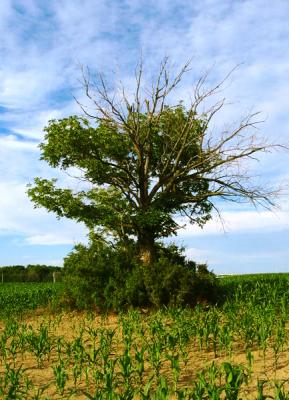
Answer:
top-left (28, 59), bottom-right (279, 264)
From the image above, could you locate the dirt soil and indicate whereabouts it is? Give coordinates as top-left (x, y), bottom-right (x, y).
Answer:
top-left (0, 310), bottom-right (289, 399)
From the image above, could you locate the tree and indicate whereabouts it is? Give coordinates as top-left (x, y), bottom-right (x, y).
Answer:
top-left (28, 59), bottom-right (279, 265)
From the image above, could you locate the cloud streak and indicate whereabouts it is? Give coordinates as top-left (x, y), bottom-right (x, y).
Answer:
top-left (177, 210), bottom-right (289, 237)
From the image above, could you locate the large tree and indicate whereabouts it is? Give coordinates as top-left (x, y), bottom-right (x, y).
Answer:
top-left (28, 60), bottom-right (278, 265)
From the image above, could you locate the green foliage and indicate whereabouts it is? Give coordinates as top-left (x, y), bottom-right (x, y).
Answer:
top-left (27, 108), bottom-right (212, 247)
top-left (0, 265), bottom-right (61, 283)
top-left (62, 239), bottom-right (219, 310)
top-left (142, 245), bottom-right (218, 308)
top-left (0, 283), bottom-right (63, 317)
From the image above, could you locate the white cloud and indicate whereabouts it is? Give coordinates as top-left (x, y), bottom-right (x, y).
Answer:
top-left (6, 102), bottom-right (80, 140)
top-left (0, 135), bottom-right (38, 151)
top-left (0, 180), bottom-right (88, 244)
top-left (25, 233), bottom-right (81, 246)
top-left (184, 247), bottom-right (212, 264)
top-left (178, 210), bottom-right (289, 237)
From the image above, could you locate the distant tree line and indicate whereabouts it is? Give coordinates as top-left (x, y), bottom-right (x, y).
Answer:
top-left (0, 265), bottom-right (62, 283)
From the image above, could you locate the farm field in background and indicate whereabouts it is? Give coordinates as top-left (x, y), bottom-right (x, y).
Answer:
top-left (0, 283), bottom-right (64, 318)
top-left (1, 275), bottom-right (289, 398)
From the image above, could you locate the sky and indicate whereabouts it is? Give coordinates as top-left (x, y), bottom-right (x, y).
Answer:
top-left (0, 0), bottom-right (289, 274)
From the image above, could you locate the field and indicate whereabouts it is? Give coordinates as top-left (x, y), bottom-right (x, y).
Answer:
top-left (1, 275), bottom-right (289, 398)
top-left (0, 283), bottom-right (64, 318)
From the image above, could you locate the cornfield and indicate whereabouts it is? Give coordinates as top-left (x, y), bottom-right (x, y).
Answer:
top-left (1, 275), bottom-right (289, 398)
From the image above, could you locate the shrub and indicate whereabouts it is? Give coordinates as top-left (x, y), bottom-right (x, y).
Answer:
top-left (62, 239), bottom-right (220, 311)
top-left (143, 245), bottom-right (218, 307)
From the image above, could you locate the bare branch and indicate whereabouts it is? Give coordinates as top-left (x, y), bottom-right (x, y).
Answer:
top-left (75, 58), bottom-right (284, 239)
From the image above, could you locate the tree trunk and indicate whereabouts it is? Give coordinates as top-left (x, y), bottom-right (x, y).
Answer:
top-left (138, 232), bottom-right (155, 266)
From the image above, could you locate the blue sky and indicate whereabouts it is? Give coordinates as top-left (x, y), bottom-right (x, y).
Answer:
top-left (0, 0), bottom-right (289, 274)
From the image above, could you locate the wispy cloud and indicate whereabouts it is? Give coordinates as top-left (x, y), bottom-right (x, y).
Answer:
top-left (177, 209), bottom-right (289, 237)
top-left (0, 180), bottom-right (87, 243)
top-left (25, 233), bottom-right (83, 246)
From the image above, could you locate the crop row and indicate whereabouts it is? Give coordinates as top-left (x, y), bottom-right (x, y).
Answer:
top-left (1, 275), bottom-right (289, 397)
top-left (1, 305), bottom-right (289, 398)
top-left (0, 283), bottom-right (64, 317)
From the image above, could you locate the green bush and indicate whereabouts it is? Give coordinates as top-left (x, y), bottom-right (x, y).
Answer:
top-left (62, 239), bottom-right (220, 311)
top-left (142, 245), bottom-right (218, 307)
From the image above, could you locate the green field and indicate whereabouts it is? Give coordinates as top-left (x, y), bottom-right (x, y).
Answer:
top-left (0, 282), bottom-right (64, 317)
top-left (1, 274), bottom-right (289, 398)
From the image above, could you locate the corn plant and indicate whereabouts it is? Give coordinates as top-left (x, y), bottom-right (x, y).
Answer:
top-left (26, 323), bottom-right (52, 366)
top-left (0, 362), bottom-right (27, 399)
top-left (52, 359), bottom-right (69, 395)
top-left (134, 343), bottom-right (145, 385)
top-left (222, 362), bottom-right (248, 400)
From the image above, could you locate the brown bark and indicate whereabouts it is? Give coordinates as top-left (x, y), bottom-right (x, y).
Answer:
top-left (138, 232), bottom-right (155, 266)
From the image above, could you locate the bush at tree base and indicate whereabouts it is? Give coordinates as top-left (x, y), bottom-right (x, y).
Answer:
top-left (62, 239), bottom-right (219, 310)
